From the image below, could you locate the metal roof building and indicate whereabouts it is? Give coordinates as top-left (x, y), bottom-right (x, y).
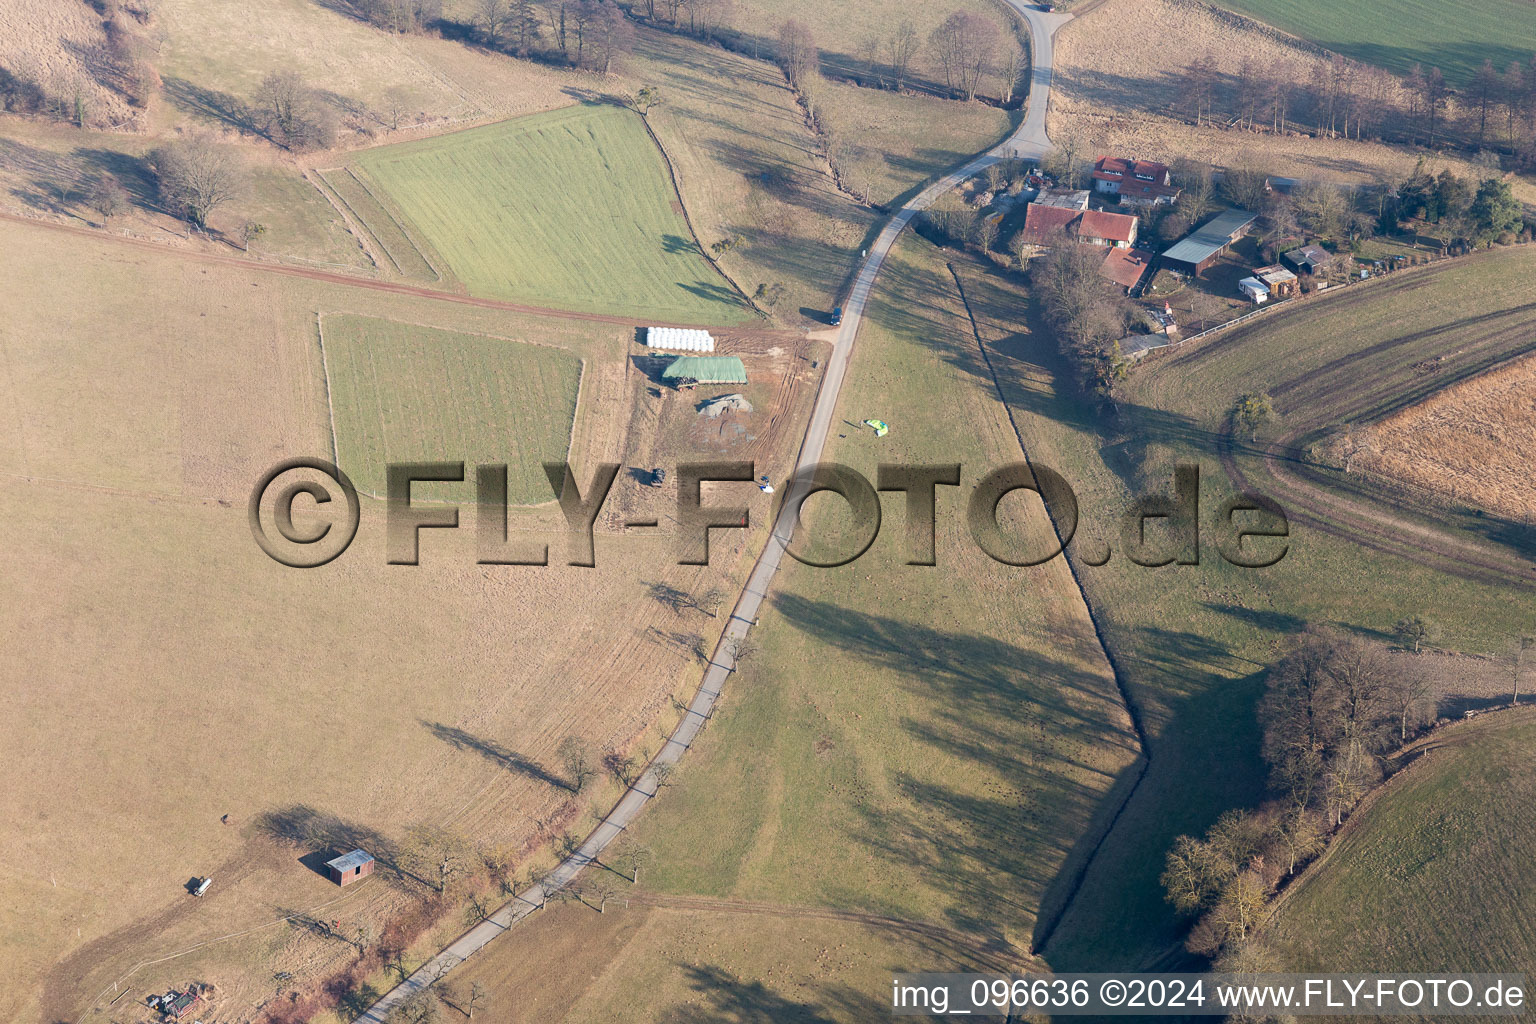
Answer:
top-left (662, 356), bottom-right (748, 386)
top-left (1161, 207), bottom-right (1258, 276)
top-left (326, 849), bottom-right (375, 886)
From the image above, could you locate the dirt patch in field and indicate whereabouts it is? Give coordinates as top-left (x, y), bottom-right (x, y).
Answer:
top-left (1354, 352), bottom-right (1536, 521)
top-left (1050, 0), bottom-right (1536, 203)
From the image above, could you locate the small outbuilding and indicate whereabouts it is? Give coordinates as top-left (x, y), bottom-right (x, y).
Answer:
top-left (326, 849), bottom-right (375, 887)
top-left (1253, 264), bottom-right (1298, 298)
top-left (1283, 244), bottom-right (1332, 275)
top-left (1238, 276), bottom-right (1269, 304)
top-left (662, 355), bottom-right (748, 388)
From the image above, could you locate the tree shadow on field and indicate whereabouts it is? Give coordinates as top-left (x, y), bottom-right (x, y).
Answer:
top-left (420, 719), bottom-right (569, 790)
top-left (666, 964), bottom-right (884, 1023)
top-left (254, 804), bottom-right (427, 889)
top-left (770, 592), bottom-right (1142, 940)
top-left (662, 232), bottom-right (701, 255)
top-left (161, 76), bottom-right (267, 138)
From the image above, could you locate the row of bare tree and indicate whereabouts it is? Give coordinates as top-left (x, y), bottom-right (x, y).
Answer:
top-left (779, 11), bottom-right (1024, 104)
top-left (476, 0), bottom-right (634, 72)
top-left (1182, 51), bottom-right (1536, 157)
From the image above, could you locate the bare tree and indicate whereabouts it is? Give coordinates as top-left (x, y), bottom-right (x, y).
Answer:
top-left (581, 0), bottom-right (634, 73)
top-left (603, 748), bottom-right (638, 786)
top-left (382, 87), bottom-right (412, 130)
top-left (995, 39), bottom-right (1025, 107)
top-left (151, 134), bottom-right (244, 230)
top-left (256, 71), bottom-right (335, 151)
top-left (723, 635), bottom-right (757, 668)
top-left (929, 11), bottom-right (999, 102)
top-left (1384, 658), bottom-right (1435, 743)
top-left (586, 873), bottom-right (619, 912)
top-left (477, 0), bottom-right (507, 43)
top-left (88, 175), bottom-right (130, 224)
top-left (466, 981), bottom-right (486, 1019)
top-left (885, 21), bottom-right (919, 93)
top-left (777, 20), bottom-right (817, 89)
top-left (610, 836), bottom-right (652, 883)
top-left (558, 735), bottom-right (597, 793)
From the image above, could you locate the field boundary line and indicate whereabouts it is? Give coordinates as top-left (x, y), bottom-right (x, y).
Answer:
top-left (0, 210), bottom-right (735, 330)
top-left (633, 109), bottom-right (767, 319)
top-left (302, 168), bottom-right (384, 274)
top-left (346, 165), bottom-right (444, 282)
top-left (315, 313), bottom-right (342, 465)
top-left (317, 167), bottom-right (404, 275)
top-left (946, 261), bottom-right (1151, 956)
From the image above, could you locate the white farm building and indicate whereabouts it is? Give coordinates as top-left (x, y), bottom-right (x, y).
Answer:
top-left (645, 327), bottom-right (716, 352)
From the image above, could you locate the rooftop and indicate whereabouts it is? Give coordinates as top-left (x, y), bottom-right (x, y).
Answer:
top-left (1033, 187), bottom-right (1091, 210)
top-left (1099, 247), bottom-right (1154, 289)
top-left (1078, 209), bottom-right (1138, 243)
top-left (1162, 207), bottom-right (1258, 266)
top-left (1093, 156), bottom-right (1170, 182)
top-left (1255, 264), bottom-right (1298, 284)
top-left (326, 849), bottom-right (375, 873)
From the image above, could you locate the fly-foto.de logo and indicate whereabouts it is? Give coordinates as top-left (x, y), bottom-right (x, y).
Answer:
top-left (249, 458), bottom-right (1289, 570)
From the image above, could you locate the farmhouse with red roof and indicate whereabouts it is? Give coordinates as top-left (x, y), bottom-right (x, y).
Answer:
top-left (1093, 156), bottom-right (1182, 206)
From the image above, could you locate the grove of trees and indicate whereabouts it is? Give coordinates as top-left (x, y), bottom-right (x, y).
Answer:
top-left (1161, 626), bottom-right (1439, 960)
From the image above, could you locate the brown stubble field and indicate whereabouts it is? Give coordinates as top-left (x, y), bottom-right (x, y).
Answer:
top-left (1049, 0), bottom-right (1536, 204)
top-left (0, 217), bottom-right (819, 1024)
top-left (1354, 352), bottom-right (1536, 522)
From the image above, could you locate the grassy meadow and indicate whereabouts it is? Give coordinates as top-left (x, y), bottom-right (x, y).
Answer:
top-left (1268, 708), bottom-right (1536, 977)
top-left (1212, 0), bottom-right (1536, 86)
top-left (346, 104), bottom-right (752, 321)
top-left (321, 314), bottom-right (584, 501)
top-left (942, 246), bottom-right (1536, 970)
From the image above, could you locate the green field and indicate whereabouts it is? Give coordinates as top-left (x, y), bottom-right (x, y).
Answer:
top-left (347, 105), bottom-right (752, 322)
top-left (1213, 0), bottom-right (1536, 85)
top-left (320, 314), bottom-right (583, 501)
top-left (1268, 708), bottom-right (1536, 977)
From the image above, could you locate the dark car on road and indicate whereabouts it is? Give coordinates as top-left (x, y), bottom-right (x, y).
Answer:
top-left (830, 307), bottom-right (843, 326)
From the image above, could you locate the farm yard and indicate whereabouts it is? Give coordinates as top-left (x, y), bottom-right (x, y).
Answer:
top-left (321, 314), bottom-right (584, 502)
top-left (1211, 0), bottom-right (1536, 86)
top-left (1267, 708), bottom-right (1536, 976)
top-left (343, 105), bottom-right (753, 321)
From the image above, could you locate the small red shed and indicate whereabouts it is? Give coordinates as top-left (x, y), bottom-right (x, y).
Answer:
top-left (326, 849), bottom-right (375, 886)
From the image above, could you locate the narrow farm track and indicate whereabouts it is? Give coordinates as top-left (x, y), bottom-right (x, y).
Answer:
top-left (353, 6), bottom-right (1080, 1020)
top-left (0, 210), bottom-right (721, 330)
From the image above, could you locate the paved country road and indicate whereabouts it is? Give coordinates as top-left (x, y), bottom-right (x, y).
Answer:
top-left (354, 7), bottom-right (1072, 1020)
